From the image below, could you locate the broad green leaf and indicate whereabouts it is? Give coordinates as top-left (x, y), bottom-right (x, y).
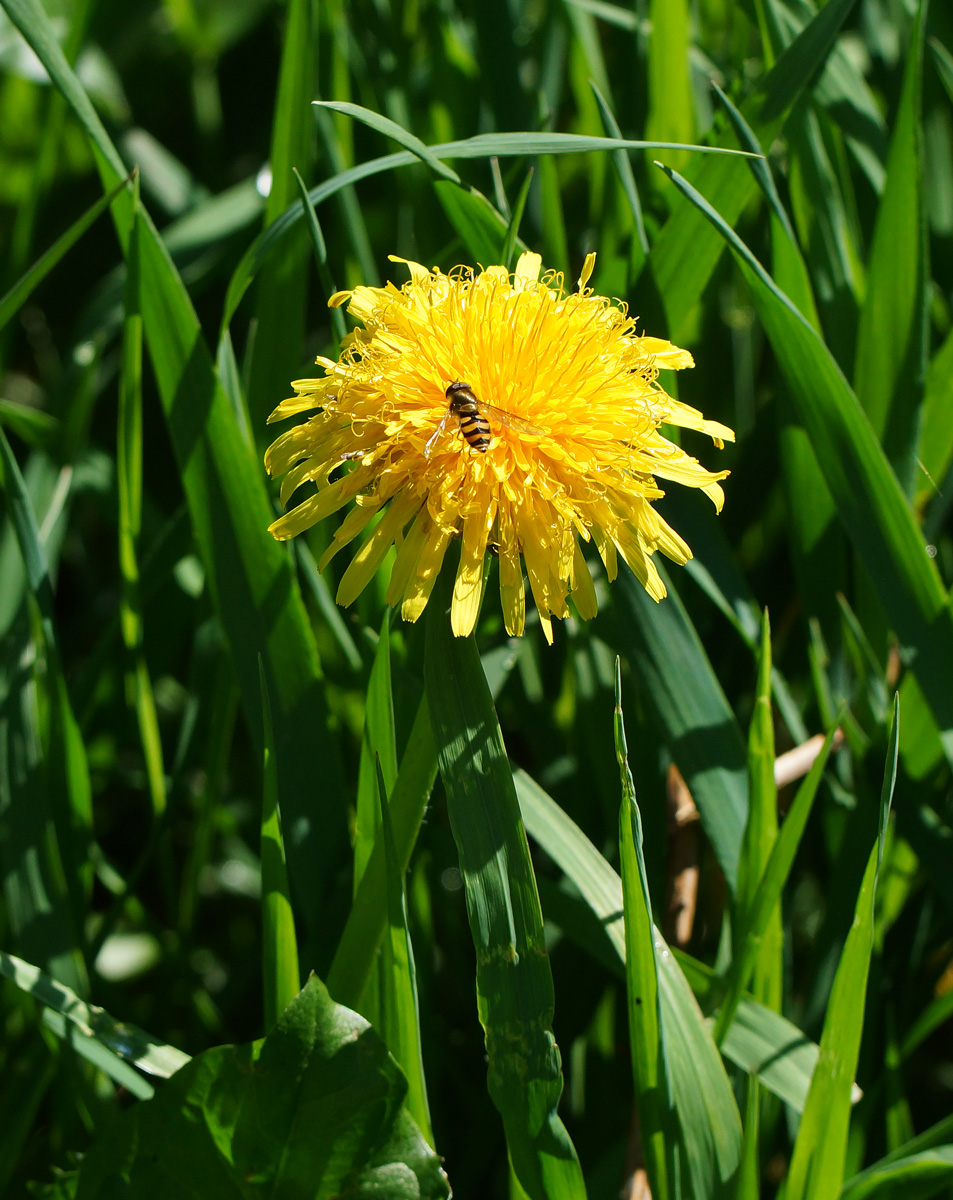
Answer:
top-left (0, 0), bottom-right (349, 941)
top-left (782, 697), bottom-right (898, 1200)
top-left (609, 560), bottom-right (748, 892)
top-left (74, 976), bottom-right (450, 1200)
top-left (853, 0), bottom-right (928, 493)
top-left (615, 662), bottom-right (675, 1200)
top-left (658, 163), bottom-right (953, 768)
top-left (424, 561), bottom-right (586, 1200)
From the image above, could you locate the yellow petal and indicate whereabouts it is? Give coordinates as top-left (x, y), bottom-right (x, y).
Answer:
top-left (452, 503), bottom-right (496, 637)
top-left (498, 503), bottom-right (525, 637)
top-left (401, 527), bottom-right (452, 623)
top-left (336, 493), bottom-right (420, 608)
top-left (577, 252), bottom-right (596, 291)
top-left (514, 251), bottom-right (542, 284)
top-left (570, 539), bottom-right (598, 620)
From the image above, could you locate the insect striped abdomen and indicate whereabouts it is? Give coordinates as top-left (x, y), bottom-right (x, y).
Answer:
top-left (447, 383), bottom-right (492, 452)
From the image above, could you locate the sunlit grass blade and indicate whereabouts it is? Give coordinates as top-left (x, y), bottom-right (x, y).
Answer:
top-left (644, 0), bottom-right (694, 173)
top-left (377, 758), bottom-right (433, 1148)
top-left (852, 0), bottom-right (928, 493)
top-left (259, 659), bottom-right (300, 1032)
top-left (657, 161), bottom-right (953, 768)
top-left (713, 719), bottom-right (839, 1045)
top-left (314, 100), bottom-right (462, 183)
top-left (221, 129), bottom-right (756, 329)
top-left (842, 1115), bottom-right (953, 1200)
top-left (782, 696), bottom-right (899, 1200)
top-left (647, 0), bottom-right (858, 336)
top-left (246, 0), bottom-right (314, 430)
top-left (610, 561), bottom-right (748, 892)
top-left (40, 1009), bottom-right (154, 1101)
top-left (0, 170), bottom-right (133, 335)
top-left (615, 661), bottom-right (675, 1200)
top-left (841, 1148), bottom-right (953, 1200)
top-left (327, 695), bottom-right (438, 1010)
top-left (0, 950), bottom-right (190, 1079)
top-left (0, 0), bottom-right (348, 940)
top-left (424, 561), bottom-right (586, 1200)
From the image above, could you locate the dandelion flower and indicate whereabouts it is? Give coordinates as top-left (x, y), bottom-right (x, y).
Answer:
top-left (265, 252), bottom-right (734, 642)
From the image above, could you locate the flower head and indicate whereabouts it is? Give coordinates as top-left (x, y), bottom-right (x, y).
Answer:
top-left (265, 252), bottom-right (733, 641)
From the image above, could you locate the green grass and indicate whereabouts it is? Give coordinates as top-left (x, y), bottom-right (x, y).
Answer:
top-left (1, 0), bottom-right (953, 1196)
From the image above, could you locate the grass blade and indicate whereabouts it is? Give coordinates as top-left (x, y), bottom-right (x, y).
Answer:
top-left (327, 695), bottom-right (438, 1010)
top-left (118, 190), bottom-right (167, 823)
top-left (647, 0), bottom-right (859, 336)
top-left (852, 0), bottom-right (928, 492)
top-left (610, 561), bottom-right (748, 893)
top-left (0, 950), bottom-right (190, 1079)
top-left (657, 162), bottom-right (953, 769)
top-left (515, 770), bottom-right (743, 1196)
top-left (736, 611), bottom-right (782, 1013)
top-left (314, 100), bottom-right (461, 183)
top-left (377, 758), bottom-right (433, 1147)
top-left (0, 427), bottom-right (92, 974)
top-left (0, 171), bottom-right (133, 335)
top-left (424, 560), bottom-right (586, 1200)
top-left (645, 0), bottom-right (694, 172)
top-left (259, 659), bottom-right (300, 1032)
top-left (714, 720), bottom-right (839, 1044)
top-left (246, 0), bottom-right (314, 429)
top-left (615, 661), bottom-right (675, 1200)
top-left (783, 697), bottom-right (899, 1200)
top-left (0, 0), bottom-right (349, 941)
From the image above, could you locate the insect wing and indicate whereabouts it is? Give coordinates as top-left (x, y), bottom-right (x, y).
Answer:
top-left (478, 401), bottom-right (545, 437)
top-left (424, 408), bottom-right (453, 458)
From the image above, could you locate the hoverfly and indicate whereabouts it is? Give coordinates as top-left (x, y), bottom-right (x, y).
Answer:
top-left (424, 381), bottom-right (544, 458)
